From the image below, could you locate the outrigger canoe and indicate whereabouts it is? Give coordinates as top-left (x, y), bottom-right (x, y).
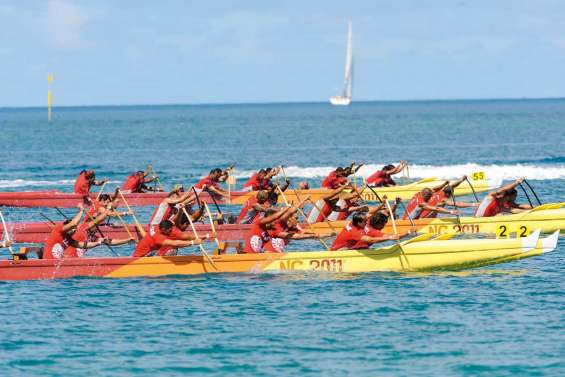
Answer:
top-left (0, 230), bottom-right (557, 281)
top-left (3, 204), bottom-right (564, 243)
top-left (0, 176), bottom-right (499, 208)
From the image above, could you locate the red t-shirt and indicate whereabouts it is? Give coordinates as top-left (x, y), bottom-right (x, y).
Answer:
top-left (403, 192), bottom-right (425, 220)
top-left (133, 231), bottom-right (169, 257)
top-left (195, 176), bottom-right (219, 190)
top-left (237, 197), bottom-right (271, 224)
top-left (475, 197), bottom-right (503, 217)
top-left (354, 225), bottom-right (384, 249)
top-left (264, 221), bottom-right (290, 253)
top-left (366, 170), bottom-right (394, 186)
top-left (322, 171), bottom-right (347, 189)
top-left (157, 227), bottom-right (187, 256)
top-left (243, 219), bottom-right (270, 253)
top-left (43, 223), bottom-right (68, 259)
top-left (123, 174), bottom-right (144, 192)
top-left (307, 199), bottom-right (333, 223)
top-left (420, 191), bottom-right (447, 218)
top-left (65, 223), bottom-right (94, 258)
top-left (331, 223), bottom-right (365, 250)
top-left (74, 172), bottom-right (91, 196)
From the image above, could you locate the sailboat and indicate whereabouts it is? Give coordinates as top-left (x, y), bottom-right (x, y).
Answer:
top-left (330, 21), bottom-right (353, 106)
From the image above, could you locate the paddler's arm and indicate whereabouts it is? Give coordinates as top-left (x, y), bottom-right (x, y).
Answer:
top-left (68, 237), bottom-right (105, 250)
top-left (162, 238), bottom-right (203, 248)
top-left (360, 234), bottom-right (399, 245)
top-left (207, 185), bottom-right (231, 198)
top-left (419, 203), bottom-right (459, 216)
top-left (444, 200), bottom-right (478, 208)
top-left (190, 206), bottom-right (205, 222)
top-left (93, 178), bottom-right (109, 186)
top-left (106, 238), bottom-right (135, 246)
top-left (450, 175), bottom-right (467, 189)
top-left (266, 166), bottom-right (281, 180)
top-left (388, 161), bottom-right (407, 175)
top-left (62, 205), bottom-right (85, 232)
top-left (491, 177), bottom-right (525, 197)
top-left (323, 184), bottom-right (350, 201)
top-left (218, 165), bottom-right (235, 182)
top-left (432, 181), bottom-right (450, 193)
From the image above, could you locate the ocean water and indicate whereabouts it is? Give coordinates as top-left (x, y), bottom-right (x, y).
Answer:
top-left (0, 100), bottom-right (564, 376)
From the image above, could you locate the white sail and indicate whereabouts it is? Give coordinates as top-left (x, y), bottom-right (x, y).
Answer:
top-left (330, 21), bottom-right (353, 106)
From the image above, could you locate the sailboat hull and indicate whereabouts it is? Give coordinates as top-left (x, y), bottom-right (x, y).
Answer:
top-left (330, 96), bottom-right (351, 106)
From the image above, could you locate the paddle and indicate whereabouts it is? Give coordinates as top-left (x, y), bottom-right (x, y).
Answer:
top-left (40, 213), bottom-right (57, 225)
top-left (465, 176), bottom-right (480, 203)
top-left (85, 212), bottom-right (120, 257)
top-left (519, 183), bottom-right (534, 209)
top-left (524, 179), bottom-right (542, 206)
top-left (449, 189), bottom-right (462, 232)
top-left (117, 189), bottom-right (142, 229)
top-left (192, 186), bottom-right (202, 208)
top-left (96, 181), bottom-right (107, 201)
top-left (384, 199), bottom-right (411, 270)
top-left (147, 165), bottom-right (164, 192)
top-left (203, 203), bottom-right (221, 250)
top-left (55, 207), bottom-right (70, 220)
top-left (182, 207), bottom-right (218, 269)
top-left (365, 184), bottom-right (384, 204)
top-left (396, 200), bottom-right (417, 234)
top-left (276, 185), bottom-right (330, 251)
top-left (0, 210), bottom-right (14, 255)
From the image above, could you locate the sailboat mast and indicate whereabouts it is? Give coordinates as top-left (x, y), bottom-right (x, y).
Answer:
top-left (343, 21), bottom-right (353, 99)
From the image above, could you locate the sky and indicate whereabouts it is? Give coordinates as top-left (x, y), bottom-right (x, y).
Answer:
top-left (1, 0), bottom-right (565, 107)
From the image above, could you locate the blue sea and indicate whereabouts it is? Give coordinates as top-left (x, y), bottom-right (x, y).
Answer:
top-left (0, 100), bottom-right (564, 376)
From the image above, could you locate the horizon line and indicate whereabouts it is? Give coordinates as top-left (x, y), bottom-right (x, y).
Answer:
top-left (1, 96), bottom-right (564, 110)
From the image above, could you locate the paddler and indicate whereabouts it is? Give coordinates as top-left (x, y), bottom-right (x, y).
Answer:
top-left (242, 196), bottom-right (309, 254)
top-left (402, 182), bottom-right (460, 220)
top-left (331, 212), bottom-right (399, 251)
top-left (321, 167), bottom-right (349, 189)
top-left (148, 184), bottom-right (195, 235)
top-left (419, 176), bottom-right (478, 218)
top-left (194, 168), bottom-right (231, 199)
top-left (157, 210), bottom-right (213, 256)
top-left (366, 161), bottom-right (408, 187)
top-left (73, 170), bottom-right (108, 197)
top-left (307, 184), bottom-right (352, 223)
top-left (243, 166), bottom-right (281, 191)
top-left (42, 204), bottom-right (107, 259)
top-left (237, 190), bottom-right (271, 224)
top-left (264, 208), bottom-right (319, 253)
top-left (475, 177), bottom-right (531, 217)
top-left (65, 215), bottom-right (133, 258)
top-left (121, 165), bottom-right (161, 193)
top-left (132, 219), bottom-right (207, 257)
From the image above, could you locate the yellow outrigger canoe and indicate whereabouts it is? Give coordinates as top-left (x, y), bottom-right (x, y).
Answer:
top-left (231, 175), bottom-right (500, 204)
top-left (0, 230), bottom-right (557, 280)
top-left (306, 203), bottom-right (565, 238)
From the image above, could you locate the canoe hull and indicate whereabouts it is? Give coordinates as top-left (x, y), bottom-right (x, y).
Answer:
top-left (0, 232), bottom-right (550, 281)
top-left (0, 177), bottom-right (497, 208)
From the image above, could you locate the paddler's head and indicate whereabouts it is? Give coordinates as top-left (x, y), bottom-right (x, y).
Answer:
top-left (335, 167), bottom-right (346, 177)
top-left (383, 164), bottom-right (395, 172)
top-left (62, 219), bottom-right (78, 236)
top-left (209, 168), bottom-right (223, 181)
top-left (136, 170), bottom-right (144, 177)
top-left (421, 188), bottom-right (433, 201)
top-left (370, 212), bottom-right (388, 230)
top-left (442, 185), bottom-right (454, 197)
top-left (256, 190), bottom-right (269, 203)
top-left (503, 188), bottom-right (518, 202)
top-left (175, 211), bottom-right (190, 231)
top-left (98, 194), bottom-right (112, 206)
top-left (85, 170), bottom-right (96, 181)
top-left (169, 184), bottom-right (184, 197)
top-left (257, 169), bottom-right (267, 180)
top-left (298, 181), bottom-right (310, 190)
top-left (351, 212), bottom-right (368, 228)
top-left (287, 214), bottom-right (299, 228)
top-left (158, 220), bottom-right (174, 235)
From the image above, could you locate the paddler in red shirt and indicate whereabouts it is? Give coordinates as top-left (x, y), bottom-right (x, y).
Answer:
top-left (74, 170), bottom-right (108, 196)
top-left (402, 184), bottom-right (460, 221)
top-left (122, 165), bottom-right (161, 193)
top-left (157, 210), bottom-right (212, 256)
top-left (331, 212), bottom-right (399, 251)
top-left (243, 196), bottom-right (310, 253)
top-left (237, 190), bottom-right (271, 224)
top-left (264, 211), bottom-right (319, 253)
top-left (366, 161), bottom-right (407, 187)
top-left (243, 166), bottom-right (281, 191)
top-left (43, 204), bottom-right (107, 259)
top-left (194, 168), bottom-right (231, 199)
top-left (322, 167), bottom-right (349, 189)
top-left (307, 184), bottom-right (352, 223)
top-left (148, 184), bottom-right (196, 235)
top-left (475, 177), bottom-right (531, 217)
top-left (132, 220), bottom-right (207, 257)
top-left (419, 176), bottom-right (478, 218)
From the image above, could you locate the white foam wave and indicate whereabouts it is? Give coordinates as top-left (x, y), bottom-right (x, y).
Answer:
top-left (233, 164), bottom-right (565, 181)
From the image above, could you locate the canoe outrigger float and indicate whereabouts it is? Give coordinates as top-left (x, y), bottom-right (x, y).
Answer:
top-left (0, 230), bottom-right (558, 281)
top-left (0, 176), bottom-right (499, 208)
top-left (3, 204), bottom-right (564, 243)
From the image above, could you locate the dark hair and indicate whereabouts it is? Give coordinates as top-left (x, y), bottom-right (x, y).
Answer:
top-left (175, 211), bottom-right (190, 226)
top-left (136, 170), bottom-right (144, 175)
top-left (383, 164), bottom-right (395, 171)
top-left (505, 188), bottom-right (518, 197)
top-left (159, 220), bottom-right (174, 231)
top-left (210, 168), bottom-right (222, 175)
top-left (351, 212), bottom-right (367, 227)
top-left (335, 167), bottom-right (344, 173)
top-left (370, 213), bottom-right (388, 229)
top-left (99, 194), bottom-right (111, 202)
top-left (443, 185), bottom-right (453, 196)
